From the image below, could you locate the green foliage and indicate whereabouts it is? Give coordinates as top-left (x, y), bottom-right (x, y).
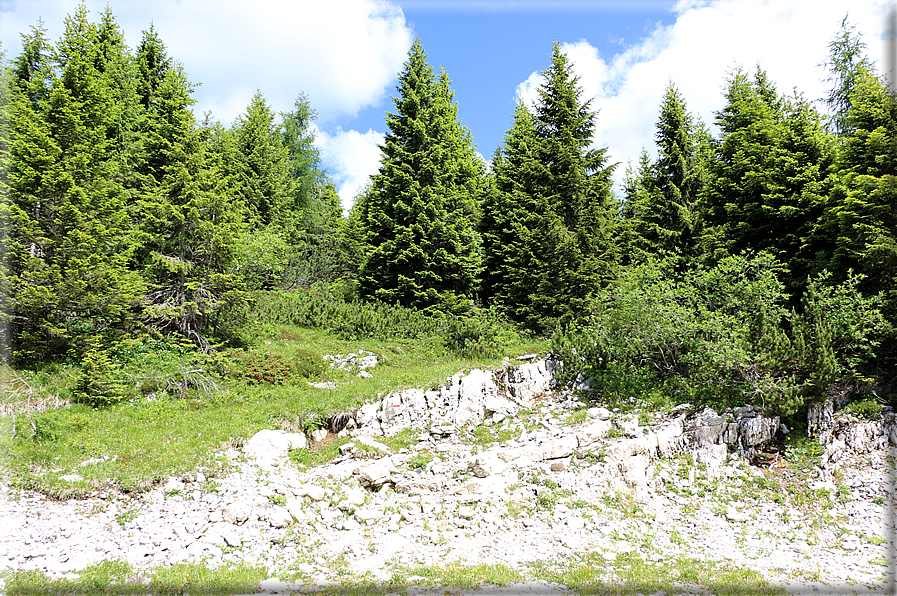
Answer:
top-left (227, 349), bottom-right (294, 385)
top-left (252, 285), bottom-right (446, 340)
top-left (357, 38), bottom-right (483, 314)
top-left (481, 43), bottom-right (617, 331)
top-left (72, 345), bottom-right (128, 407)
top-left (621, 83), bottom-right (710, 268)
top-left (841, 396), bottom-right (883, 420)
top-left (784, 431), bottom-right (824, 472)
top-left (552, 254), bottom-right (885, 416)
top-left (443, 307), bottom-right (522, 359)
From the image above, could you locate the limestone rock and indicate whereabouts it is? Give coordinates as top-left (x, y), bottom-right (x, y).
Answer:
top-left (543, 435), bottom-right (578, 460)
top-left (243, 430), bottom-right (307, 468)
top-left (354, 459), bottom-right (395, 488)
top-left (267, 507), bottom-right (293, 528)
top-left (468, 453), bottom-right (508, 478)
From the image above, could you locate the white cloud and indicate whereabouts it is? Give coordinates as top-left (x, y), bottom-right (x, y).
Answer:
top-left (317, 127), bottom-right (385, 213)
top-left (1, 0), bottom-right (413, 125)
top-left (515, 0), bottom-right (890, 195)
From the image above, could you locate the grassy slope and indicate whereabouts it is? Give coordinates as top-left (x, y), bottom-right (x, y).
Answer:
top-left (0, 325), bottom-right (546, 498)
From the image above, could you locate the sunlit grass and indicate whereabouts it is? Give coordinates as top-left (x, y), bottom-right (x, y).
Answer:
top-left (2, 323), bottom-right (546, 497)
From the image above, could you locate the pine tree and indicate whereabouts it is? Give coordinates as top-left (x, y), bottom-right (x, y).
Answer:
top-left (482, 43), bottom-right (616, 330)
top-left (699, 66), bottom-right (833, 295)
top-left (822, 17), bottom-right (873, 136)
top-left (357, 38), bottom-right (482, 314)
top-left (825, 66), bottom-right (897, 321)
top-left (480, 101), bottom-right (539, 313)
top-left (232, 90), bottom-right (293, 228)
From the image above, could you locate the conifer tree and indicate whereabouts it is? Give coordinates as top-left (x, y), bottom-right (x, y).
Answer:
top-left (358, 38), bottom-right (482, 314)
top-left (622, 83), bottom-right (709, 268)
top-left (482, 43), bottom-right (616, 330)
top-left (232, 90), bottom-right (293, 228)
top-left (825, 66), bottom-right (897, 323)
top-left (7, 4), bottom-right (143, 360)
top-left (699, 67), bottom-right (833, 294)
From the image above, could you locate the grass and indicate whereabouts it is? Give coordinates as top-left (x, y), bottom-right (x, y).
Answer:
top-left (4, 560), bottom-right (266, 596)
top-left (5, 550), bottom-right (790, 596)
top-left (3, 320), bottom-right (545, 498)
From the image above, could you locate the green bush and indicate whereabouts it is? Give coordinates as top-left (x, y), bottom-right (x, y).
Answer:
top-left (444, 307), bottom-right (521, 359)
top-left (292, 348), bottom-right (324, 379)
top-left (228, 350), bottom-right (293, 384)
top-left (842, 396), bottom-right (883, 420)
top-left (71, 346), bottom-right (128, 408)
top-left (551, 254), bottom-right (886, 416)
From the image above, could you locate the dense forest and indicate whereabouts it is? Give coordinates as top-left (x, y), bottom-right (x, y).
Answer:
top-left (1, 5), bottom-right (894, 422)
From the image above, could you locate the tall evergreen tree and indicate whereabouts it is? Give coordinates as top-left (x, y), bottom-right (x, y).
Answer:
top-left (480, 101), bottom-right (539, 313)
top-left (825, 66), bottom-right (897, 321)
top-left (699, 66), bottom-right (833, 294)
top-left (357, 38), bottom-right (482, 314)
top-left (7, 4), bottom-right (143, 360)
top-left (822, 17), bottom-right (873, 136)
top-left (622, 83), bottom-right (709, 267)
top-left (481, 43), bottom-right (616, 330)
top-left (232, 89), bottom-right (293, 228)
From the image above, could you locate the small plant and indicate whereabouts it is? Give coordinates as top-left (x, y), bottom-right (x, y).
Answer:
top-left (228, 350), bottom-right (293, 384)
top-left (72, 346), bottom-right (128, 408)
top-left (115, 508), bottom-right (139, 527)
top-left (784, 432), bottom-right (824, 473)
top-left (407, 452), bottom-right (433, 471)
top-left (268, 494), bottom-right (287, 506)
top-left (841, 396), bottom-right (882, 421)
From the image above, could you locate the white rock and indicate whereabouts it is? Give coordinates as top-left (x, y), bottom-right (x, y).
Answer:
top-left (285, 497), bottom-right (304, 521)
top-left (267, 507), bottom-right (293, 528)
top-left (355, 436), bottom-right (390, 453)
top-left (259, 577), bottom-right (292, 594)
top-left (544, 435), bottom-right (578, 460)
top-left (469, 453), bottom-right (508, 478)
top-left (243, 430), bottom-right (307, 468)
top-left (587, 407), bottom-right (611, 420)
top-left (310, 428), bottom-right (329, 442)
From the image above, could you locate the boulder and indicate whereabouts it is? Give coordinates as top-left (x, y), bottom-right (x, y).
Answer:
top-left (243, 430), bottom-right (307, 468)
top-left (354, 459), bottom-right (396, 488)
top-left (267, 507), bottom-right (293, 528)
top-left (468, 453), bottom-right (508, 478)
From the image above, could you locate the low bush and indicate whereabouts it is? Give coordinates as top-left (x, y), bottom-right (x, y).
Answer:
top-left (71, 346), bottom-right (128, 408)
top-left (552, 253), bottom-right (886, 417)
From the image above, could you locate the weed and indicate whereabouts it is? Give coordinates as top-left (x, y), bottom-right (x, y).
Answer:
top-left (841, 396), bottom-right (882, 421)
top-left (115, 508), bottom-right (139, 527)
top-left (407, 452), bottom-right (433, 471)
top-left (784, 431), bottom-right (824, 473)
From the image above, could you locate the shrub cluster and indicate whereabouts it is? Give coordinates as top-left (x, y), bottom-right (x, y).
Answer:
top-left (552, 253), bottom-right (886, 416)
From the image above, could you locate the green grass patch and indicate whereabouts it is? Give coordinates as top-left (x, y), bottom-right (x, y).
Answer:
top-left (4, 560), bottom-right (266, 596)
top-left (528, 551), bottom-right (787, 595)
top-left (4, 310), bottom-right (546, 497)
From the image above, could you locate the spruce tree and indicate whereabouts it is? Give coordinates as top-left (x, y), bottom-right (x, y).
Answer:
top-left (7, 5), bottom-right (143, 360)
top-left (622, 83), bottom-right (709, 268)
top-left (699, 67), bottom-right (833, 295)
top-left (358, 38), bottom-right (482, 314)
top-left (482, 43), bottom-right (616, 330)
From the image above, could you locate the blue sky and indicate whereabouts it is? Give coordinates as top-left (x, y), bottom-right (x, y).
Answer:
top-left (1, 0), bottom-right (893, 210)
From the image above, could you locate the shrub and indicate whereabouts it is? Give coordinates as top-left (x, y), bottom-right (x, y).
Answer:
top-left (292, 348), bottom-right (324, 379)
top-left (228, 350), bottom-right (293, 384)
top-left (551, 254), bottom-right (886, 417)
top-left (71, 346), bottom-right (128, 408)
top-left (444, 307), bottom-right (521, 359)
top-left (842, 396), bottom-right (883, 420)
